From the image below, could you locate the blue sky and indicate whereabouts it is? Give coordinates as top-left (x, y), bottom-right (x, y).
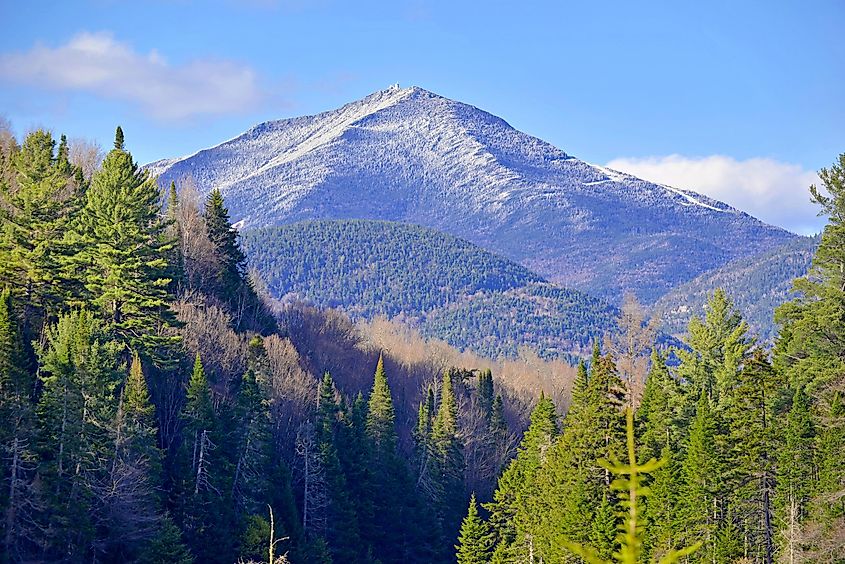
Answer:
top-left (0, 0), bottom-right (842, 233)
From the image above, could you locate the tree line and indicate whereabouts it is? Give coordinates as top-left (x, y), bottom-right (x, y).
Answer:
top-left (454, 156), bottom-right (845, 563)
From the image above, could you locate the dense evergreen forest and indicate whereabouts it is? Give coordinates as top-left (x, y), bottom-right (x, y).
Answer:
top-left (0, 124), bottom-right (843, 564)
top-left (655, 235), bottom-right (819, 342)
top-left (242, 220), bottom-right (616, 361)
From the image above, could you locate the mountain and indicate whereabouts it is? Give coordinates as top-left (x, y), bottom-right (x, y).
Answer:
top-left (653, 235), bottom-right (818, 341)
top-left (241, 219), bottom-right (618, 360)
top-left (150, 85), bottom-right (796, 302)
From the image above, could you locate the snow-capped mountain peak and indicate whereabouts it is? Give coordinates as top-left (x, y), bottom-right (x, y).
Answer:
top-left (150, 86), bottom-right (794, 302)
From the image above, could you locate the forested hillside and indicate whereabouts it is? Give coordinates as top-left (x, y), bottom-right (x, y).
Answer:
top-left (0, 123), bottom-right (842, 564)
top-left (242, 220), bottom-right (616, 360)
top-left (654, 235), bottom-right (818, 341)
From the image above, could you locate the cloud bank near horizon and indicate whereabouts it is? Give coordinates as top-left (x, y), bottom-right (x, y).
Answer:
top-left (606, 154), bottom-right (823, 235)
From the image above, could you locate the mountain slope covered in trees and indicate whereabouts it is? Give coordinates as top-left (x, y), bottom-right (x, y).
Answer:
top-left (241, 220), bottom-right (617, 360)
top-left (148, 85), bottom-right (795, 303)
top-left (654, 235), bottom-right (818, 340)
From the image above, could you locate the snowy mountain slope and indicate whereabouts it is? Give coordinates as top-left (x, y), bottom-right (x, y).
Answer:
top-left (150, 85), bottom-right (796, 302)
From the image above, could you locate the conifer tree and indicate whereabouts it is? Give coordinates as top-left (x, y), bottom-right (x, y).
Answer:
top-left (528, 354), bottom-right (625, 561)
top-left (677, 389), bottom-right (719, 562)
top-left (0, 290), bottom-right (37, 558)
top-left (177, 352), bottom-right (225, 561)
top-left (722, 349), bottom-right (779, 563)
top-left (140, 513), bottom-right (193, 564)
top-left (232, 341), bottom-right (273, 518)
top-left (485, 394), bottom-right (558, 559)
top-left (0, 130), bottom-right (80, 326)
top-left (678, 289), bottom-right (751, 402)
top-left (35, 310), bottom-right (121, 559)
top-left (102, 351), bottom-right (164, 560)
top-left (71, 127), bottom-right (177, 362)
top-left (774, 154), bottom-right (845, 554)
top-left (314, 372), bottom-right (361, 561)
top-left (364, 353), bottom-right (406, 560)
top-left (431, 369), bottom-right (465, 533)
top-left (456, 494), bottom-right (493, 564)
top-left (775, 385), bottom-right (815, 558)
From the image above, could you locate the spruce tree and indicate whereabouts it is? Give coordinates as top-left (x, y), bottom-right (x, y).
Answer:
top-left (314, 372), bottom-right (361, 562)
top-left (102, 351), bottom-right (164, 560)
top-left (456, 494), bottom-right (493, 564)
top-left (485, 394), bottom-right (557, 558)
top-left (677, 389), bottom-right (719, 562)
top-left (364, 353), bottom-right (404, 561)
top-left (529, 354), bottom-right (625, 561)
top-left (432, 369), bottom-right (465, 534)
top-left (177, 352), bottom-right (226, 562)
top-left (775, 385), bottom-right (815, 558)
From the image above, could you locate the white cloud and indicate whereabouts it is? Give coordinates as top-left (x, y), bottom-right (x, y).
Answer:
top-left (606, 154), bottom-right (823, 235)
top-left (0, 32), bottom-right (264, 120)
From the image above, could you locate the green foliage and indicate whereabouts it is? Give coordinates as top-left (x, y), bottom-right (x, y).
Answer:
top-left (774, 153), bottom-right (845, 552)
top-left (0, 129), bottom-right (81, 320)
top-left (561, 408), bottom-right (701, 564)
top-left (241, 219), bottom-right (616, 360)
top-left (70, 127), bottom-right (178, 360)
top-left (655, 235), bottom-right (818, 342)
top-left (456, 494), bottom-right (493, 564)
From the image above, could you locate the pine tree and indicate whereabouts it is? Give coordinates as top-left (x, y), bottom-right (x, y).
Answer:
top-left (456, 494), bottom-right (493, 564)
top-left (203, 188), bottom-right (271, 332)
top-left (722, 348), bottom-right (779, 563)
top-left (314, 372), bottom-right (361, 562)
top-left (0, 130), bottom-right (80, 327)
top-left (679, 288), bottom-right (751, 402)
top-left (775, 385), bottom-right (815, 559)
top-left (232, 340), bottom-right (273, 520)
top-left (70, 127), bottom-right (178, 362)
top-left (431, 369), bottom-right (465, 534)
top-left (363, 353), bottom-right (406, 561)
top-left (177, 352), bottom-right (226, 562)
top-left (528, 354), bottom-right (625, 561)
top-left (139, 513), bottom-right (193, 564)
top-left (366, 353), bottom-right (396, 459)
top-left (561, 408), bottom-right (701, 564)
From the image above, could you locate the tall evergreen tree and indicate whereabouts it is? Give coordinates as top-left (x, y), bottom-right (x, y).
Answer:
top-left (102, 351), bottom-right (164, 560)
top-left (431, 369), bottom-right (465, 534)
top-left (775, 154), bottom-right (845, 556)
top-left (35, 310), bottom-right (121, 560)
top-left (677, 389), bottom-right (720, 563)
top-left (485, 393), bottom-right (558, 560)
top-left (70, 127), bottom-right (177, 362)
top-left (177, 352), bottom-right (228, 562)
top-left (0, 290), bottom-right (37, 560)
top-left (456, 494), bottom-right (492, 564)
top-left (0, 130), bottom-right (80, 327)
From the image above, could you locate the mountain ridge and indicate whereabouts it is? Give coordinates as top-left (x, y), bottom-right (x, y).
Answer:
top-left (150, 85), bottom-right (795, 302)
